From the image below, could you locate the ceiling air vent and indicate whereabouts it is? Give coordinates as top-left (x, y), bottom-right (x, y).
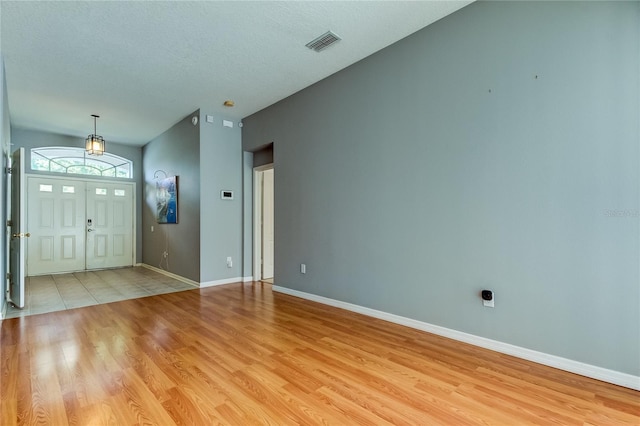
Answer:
top-left (306, 31), bottom-right (341, 52)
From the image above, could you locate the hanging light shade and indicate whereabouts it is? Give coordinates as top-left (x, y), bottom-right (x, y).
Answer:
top-left (85, 114), bottom-right (106, 156)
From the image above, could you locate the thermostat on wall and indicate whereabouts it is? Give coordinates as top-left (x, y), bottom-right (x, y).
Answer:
top-left (221, 190), bottom-right (234, 200)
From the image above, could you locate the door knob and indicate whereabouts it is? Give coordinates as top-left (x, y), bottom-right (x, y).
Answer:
top-left (12, 232), bottom-right (30, 238)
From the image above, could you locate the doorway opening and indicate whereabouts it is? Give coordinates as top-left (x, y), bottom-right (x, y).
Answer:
top-left (253, 164), bottom-right (274, 283)
top-left (6, 148), bottom-right (136, 310)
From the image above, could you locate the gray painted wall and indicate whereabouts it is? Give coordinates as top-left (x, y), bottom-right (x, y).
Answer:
top-left (1, 57), bottom-right (10, 316)
top-left (198, 111), bottom-right (243, 283)
top-left (252, 144), bottom-right (273, 168)
top-left (243, 1), bottom-right (640, 376)
top-left (142, 111), bottom-right (200, 282)
top-left (10, 128), bottom-right (143, 263)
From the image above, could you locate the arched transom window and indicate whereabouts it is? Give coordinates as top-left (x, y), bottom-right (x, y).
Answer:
top-left (31, 147), bottom-right (132, 179)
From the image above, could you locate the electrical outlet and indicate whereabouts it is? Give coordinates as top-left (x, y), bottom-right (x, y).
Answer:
top-left (151, 225), bottom-right (154, 232)
top-left (163, 251), bottom-right (168, 258)
top-left (226, 257), bottom-right (233, 268)
top-left (300, 263), bottom-right (306, 274)
top-left (481, 290), bottom-right (495, 308)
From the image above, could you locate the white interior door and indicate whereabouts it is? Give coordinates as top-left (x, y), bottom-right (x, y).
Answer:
top-left (9, 148), bottom-right (26, 308)
top-left (27, 177), bottom-right (86, 275)
top-left (262, 169), bottom-right (274, 279)
top-left (85, 182), bottom-right (133, 270)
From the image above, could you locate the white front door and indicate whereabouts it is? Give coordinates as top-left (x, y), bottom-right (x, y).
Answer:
top-left (85, 182), bottom-right (134, 270)
top-left (26, 177), bottom-right (134, 275)
top-left (27, 177), bottom-right (86, 275)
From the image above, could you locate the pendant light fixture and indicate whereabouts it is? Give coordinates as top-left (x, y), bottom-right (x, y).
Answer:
top-left (85, 114), bottom-right (106, 156)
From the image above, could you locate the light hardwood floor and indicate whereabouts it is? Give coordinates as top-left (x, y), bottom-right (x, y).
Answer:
top-left (1, 282), bottom-right (638, 425)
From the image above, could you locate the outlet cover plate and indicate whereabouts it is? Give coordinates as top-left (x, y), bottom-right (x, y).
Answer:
top-left (483, 298), bottom-right (495, 308)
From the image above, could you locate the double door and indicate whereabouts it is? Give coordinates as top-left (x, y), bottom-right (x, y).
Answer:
top-left (27, 176), bottom-right (134, 275)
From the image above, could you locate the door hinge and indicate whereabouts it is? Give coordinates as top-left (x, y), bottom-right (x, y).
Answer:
top-left (6, 273), bottom-right (11, 281)
top-left (6, 220), bottom-right (12, 227)
top-left (5, 167), bottom-right (11, 174)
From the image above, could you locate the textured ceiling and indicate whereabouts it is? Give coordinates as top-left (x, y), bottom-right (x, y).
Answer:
top-left (0, 1), bottom-right (472, 146)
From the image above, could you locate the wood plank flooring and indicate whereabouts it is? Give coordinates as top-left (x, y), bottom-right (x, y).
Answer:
top-left (1, 282), bottom-right (638, 425)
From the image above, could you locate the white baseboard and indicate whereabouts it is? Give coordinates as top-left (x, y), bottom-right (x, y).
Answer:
top-left (200, 277), bottom-right (244, 288)
top-left (0, 299), bottom-right (6, 320)
top-left (243, 276), bottom-right (254, 282)
top-left (140, 264), bottom-right (244, 288)
top-left (273, 285), bottom-right (640, 391)
top-left (140, 264), bottom-right (199, 287)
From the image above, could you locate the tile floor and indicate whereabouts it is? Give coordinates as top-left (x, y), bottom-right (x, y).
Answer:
top-left (3, 266), bottom-right (198, 319)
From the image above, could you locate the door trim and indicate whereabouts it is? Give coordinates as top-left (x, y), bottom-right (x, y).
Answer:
top-left (253, 164), bottom-right (273, 281)
top-left (25, 173), bottom-right (136, 273)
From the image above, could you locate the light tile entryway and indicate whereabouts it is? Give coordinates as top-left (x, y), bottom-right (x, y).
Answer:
top-left (4, 267), bottom-right (197, 319)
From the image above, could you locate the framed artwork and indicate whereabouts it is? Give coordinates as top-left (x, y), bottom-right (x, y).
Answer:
top-left (157, 176), bottom-right (178, 223)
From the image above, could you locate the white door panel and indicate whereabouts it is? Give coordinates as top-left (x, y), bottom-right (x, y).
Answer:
top-left (86, 182), bottom-right (133, 270)
top-left (27, 177), bottom-right (86, 275)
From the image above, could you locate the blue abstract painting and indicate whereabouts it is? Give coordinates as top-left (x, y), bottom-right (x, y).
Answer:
top-left (157, 176), bottom-right (178, 224)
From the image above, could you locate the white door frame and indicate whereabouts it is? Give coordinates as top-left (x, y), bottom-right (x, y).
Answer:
top-left (25, 174), bottom-right (136, 273)
top-left (253, 163), bottom-right (273, 281)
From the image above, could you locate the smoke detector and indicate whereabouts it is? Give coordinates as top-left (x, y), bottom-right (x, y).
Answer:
top-left (306, 31), bottom-right (341, 52)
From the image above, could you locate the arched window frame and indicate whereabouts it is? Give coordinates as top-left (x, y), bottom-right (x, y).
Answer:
top-left (30, 147), bottom-right (133, 179)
